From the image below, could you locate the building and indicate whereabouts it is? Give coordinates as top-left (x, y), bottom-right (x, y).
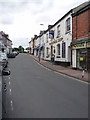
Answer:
top-left (0, 31), bottom-right (12, 54)
top-left (42, 11), bottom-right (72, 66)
top-left (71, 1), bottom-right (90, 70)
top-left (32, 35), bottom-right (38, 56)
top-left (50, 11), bottom-right (72, 66)
top-left (29, 38), bottom-right (33, 54)
top-left (44, 25), bottom-right (54, 61)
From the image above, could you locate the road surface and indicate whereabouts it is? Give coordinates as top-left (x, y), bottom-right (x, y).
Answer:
top-left (2, 53), bottom-right (88, 118)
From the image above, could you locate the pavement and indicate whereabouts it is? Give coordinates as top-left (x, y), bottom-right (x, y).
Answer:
top-left (30, 54), bottom-right (89, 83)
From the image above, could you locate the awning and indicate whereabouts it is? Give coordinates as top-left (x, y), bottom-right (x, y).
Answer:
top-left (71, 38), bottom-right (90, 45)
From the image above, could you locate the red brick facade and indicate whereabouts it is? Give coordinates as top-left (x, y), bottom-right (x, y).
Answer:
top-left (72, 9), bottom-right (89, 40)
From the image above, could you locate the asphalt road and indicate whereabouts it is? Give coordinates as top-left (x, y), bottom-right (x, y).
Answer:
top-left (2, 53), bottom-right (88, 118)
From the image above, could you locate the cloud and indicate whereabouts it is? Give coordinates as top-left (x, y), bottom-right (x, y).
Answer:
top-left (0, 0), bottom-right (88, 48)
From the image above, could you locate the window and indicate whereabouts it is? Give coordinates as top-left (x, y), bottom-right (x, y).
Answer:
top-left (57, 25), bottom-right (60, 37)
top-left (57, 44), bottom-right (60, 55)
top-left (46, 47), bottom-right (49, 57)
top-left (46, 34), bottom-right (48, 43)
top-left (66, 18), bottom-right (70, 33)
top-left (62, 42), bottom-right (66, 58)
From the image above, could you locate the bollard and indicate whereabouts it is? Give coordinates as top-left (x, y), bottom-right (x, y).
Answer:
top-left (82, 69), bottom-right (85, 78)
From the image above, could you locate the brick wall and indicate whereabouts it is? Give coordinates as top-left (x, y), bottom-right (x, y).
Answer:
top-left (72, 9), bottom-right (89, 40)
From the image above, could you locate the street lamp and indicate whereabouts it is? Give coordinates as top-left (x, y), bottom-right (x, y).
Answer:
top-left (40, 24), bottom-right (44, 32)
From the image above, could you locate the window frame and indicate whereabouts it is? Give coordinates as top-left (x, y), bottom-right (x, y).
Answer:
top-left (57, 25), bottom-right (60, 38)
top-left (46, 33), bottom-right (48, 43)
top-left (66, 17), bottom-right (71, 33)
top-left (62, 42), bottom-right (66, 58)
top-left (57, 44), bottom-right (60, 56)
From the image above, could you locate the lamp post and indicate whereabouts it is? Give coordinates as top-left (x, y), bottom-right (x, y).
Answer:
top-left (85, 41), bottom-right (87, 70)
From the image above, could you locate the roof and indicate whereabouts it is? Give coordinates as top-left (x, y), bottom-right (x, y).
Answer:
top-left (43, 9), bottom-right (72, 34)
top-left (72, 1), bottom-right (90, 16)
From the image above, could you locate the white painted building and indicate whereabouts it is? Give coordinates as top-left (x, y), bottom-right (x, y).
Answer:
top-left (46, 10), bottom-right (73, 66)
top-left (44, 30), bottom-right (51, 61)
top-left (29, 38), bottom-right (33, 54)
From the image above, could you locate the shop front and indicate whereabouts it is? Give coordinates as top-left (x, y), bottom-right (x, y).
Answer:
top-left (76, 48), bottom-right (87, 69)
top-left (72, 39), bottom-right (90, 70)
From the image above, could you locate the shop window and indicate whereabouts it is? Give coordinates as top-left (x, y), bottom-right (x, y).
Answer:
top-left (57, 44), bottom-right (60, 56)
top-left (66, 18), bottom-right (70, 33)
top-left (62, 42), bottom-right (66, 58)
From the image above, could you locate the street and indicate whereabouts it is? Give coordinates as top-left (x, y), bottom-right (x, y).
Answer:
top-left (2, 53), bottom-right (88, 118)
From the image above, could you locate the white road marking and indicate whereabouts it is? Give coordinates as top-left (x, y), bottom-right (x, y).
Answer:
top-left (10, 100), bottom-right (14, 111)
top-left (34, 59), bottom-right (88, 85)
top-left (10, 89), bottom-right (11, 95)
top-left (9, 77), bottom-right (10, 80)
top-left (34, 60), bottom-right (51, 71)
top-left (54, 71), bottom-right (88, 85)
top-left (11, 100), bottom-right (12, 104)
top-left (9, 81), bottom-right (11, 85)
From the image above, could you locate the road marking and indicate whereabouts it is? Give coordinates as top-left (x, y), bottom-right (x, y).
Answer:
top-left (9, 81), bottom-right (11, 85)
top-left (10, 100), bottom-right (13, 111)
top-left (34, 60), bottom-right (51, 71)
top-left (10, 89), bottom-right (11, 95)
top-left (11, 100), bottom-right (12, 105)
top-left (9, 77), bottom-right (10, 80)
top-left (34, 60), bottom-right (88, 85)
top-left (54, 71), bottom-right (88, 84)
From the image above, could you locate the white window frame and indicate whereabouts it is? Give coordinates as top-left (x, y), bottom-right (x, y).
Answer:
top-left (57, 44), bottom-right (60, 56)
top-left (46, 33), bottom-right (48, 43)
top-left (66, 18), bottom-right (71, 33)
top-left (57, 25), bottom-right (60, 37)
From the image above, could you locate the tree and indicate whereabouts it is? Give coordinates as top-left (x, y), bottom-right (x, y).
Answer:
top-left (18, 46), bottom-right (24, 53)
top-left (12, 47), bottom-right (19, 52)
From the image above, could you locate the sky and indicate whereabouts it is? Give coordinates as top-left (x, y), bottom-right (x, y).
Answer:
top-left (0, 0), bottom-right (88, 48)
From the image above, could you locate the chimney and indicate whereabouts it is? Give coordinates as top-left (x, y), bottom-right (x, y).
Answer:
top-left (48, 25), bottom-right (53, 29)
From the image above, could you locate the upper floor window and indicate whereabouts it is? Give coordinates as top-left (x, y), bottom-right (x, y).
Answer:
top-left (66, 18), bottom-right (70, 33)
top-left (46, 33), bottom-right (48, 43)
top-left (57, 25), bottom-right (60, 37)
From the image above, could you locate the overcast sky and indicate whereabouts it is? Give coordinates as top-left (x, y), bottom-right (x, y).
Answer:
top-left (0, 0), bottom-right (87, 48)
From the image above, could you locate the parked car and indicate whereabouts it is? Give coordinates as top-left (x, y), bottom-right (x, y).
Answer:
top-left (0, 51), bottom-right (8, 68)
top-left (13, 51), bottom-right (19, 56)
top-left (7, 53), bottom-right (16, 58)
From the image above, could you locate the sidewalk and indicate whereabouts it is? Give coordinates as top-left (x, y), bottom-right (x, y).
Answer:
top-left (30, 54), bottom-right (89, 83)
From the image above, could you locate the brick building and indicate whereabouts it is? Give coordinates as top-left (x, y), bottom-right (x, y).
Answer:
top-left (71, 1), bottom-right (90, 70)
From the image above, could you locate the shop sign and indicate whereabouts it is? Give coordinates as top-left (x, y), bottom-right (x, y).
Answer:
top-left (57, 37), bottom-right (63, 42)
top-left (49, 30), bottom-right (54, 39)
top-left (87, 42), bottom-right (90, 48)
top-left (80, 57), bottom-right (83, 61)
top-left (50, 39), bottom-right (57, 45)
top-left (50, 37), bottom-right (63, 45)
top-left (72, 43), bottom-right (85, 49)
